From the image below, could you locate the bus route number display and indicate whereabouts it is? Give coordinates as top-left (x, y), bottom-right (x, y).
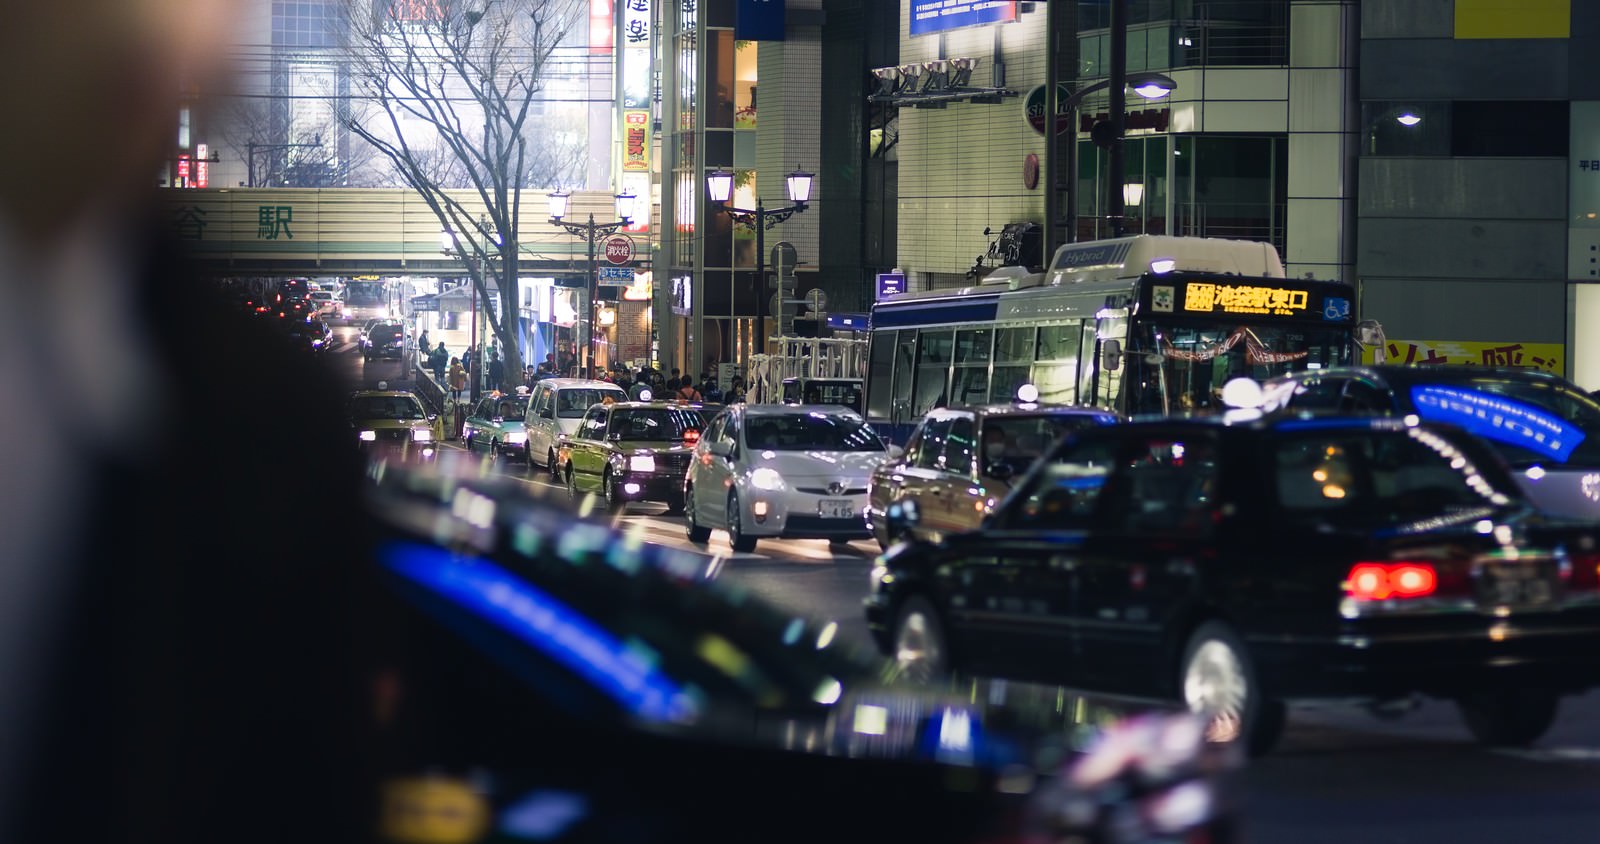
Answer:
top-left (1182, 282), bottom-right (1308, 316)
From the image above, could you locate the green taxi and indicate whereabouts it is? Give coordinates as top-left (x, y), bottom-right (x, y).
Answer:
top-left (348, 385), bottom-right (440, 460)
top-left (562, 401), bottom-right (709, 513)
top-left (462, 388), bottom-right (532, 464)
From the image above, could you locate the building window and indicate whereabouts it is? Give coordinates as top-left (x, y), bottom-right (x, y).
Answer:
top-left (1172, 135), bottom-right (1288, 255)
top-left (1363, 101), bottom-right (1569, 158)
top-left (1079, 0), bottom-right (1289, 74)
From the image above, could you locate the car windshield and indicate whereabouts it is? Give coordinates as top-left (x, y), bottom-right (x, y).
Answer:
top-left (1404, 379), bottom-right (1600, 468)
top-left (351, 396), bottom-right (427, 420)
top-left (489, 398), bottom-right (529, 420)
top-left (984, 414), bottom-right (1112, 470)
top-left (610, 408), bottom-right (705, 441)
top-left (557, 388), bottom-right (626, 418)
top-left (743, 412), bottom-right (885, 451)
top-left (1272, 427), bottom-right (1514, 526)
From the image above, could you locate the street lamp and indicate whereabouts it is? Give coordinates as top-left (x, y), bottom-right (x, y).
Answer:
top-left (705, 167), bottom-right (813, 358)
top-left (548, 189), bottom-right (635, 378)
top-left (1056, 71), bottom-right (1177, 244)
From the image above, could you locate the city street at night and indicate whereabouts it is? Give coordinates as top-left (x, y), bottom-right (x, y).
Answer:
top-left (321, 329), bottom-right (1600, 844)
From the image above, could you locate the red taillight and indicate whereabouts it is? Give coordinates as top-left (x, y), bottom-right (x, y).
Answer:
top-left (682, 429), bottom-right (700, 445)
top-left (1345, 562), bottom-right (1437, 600)
top-left (1568, 553), bottom-right (1600, 589)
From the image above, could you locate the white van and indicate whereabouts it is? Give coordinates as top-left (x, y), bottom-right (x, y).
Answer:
top-left (524, 378), bottom-right (629, 478)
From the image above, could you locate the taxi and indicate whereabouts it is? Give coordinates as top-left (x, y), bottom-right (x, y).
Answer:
top-left (348, 383), bottom-right (439, 461)
top-left (560, 399), bottom-right (709, 513)
top-left (867, 391), bottom-right (1118, 547)
top-left (461, 387), bottom-right (532, 464)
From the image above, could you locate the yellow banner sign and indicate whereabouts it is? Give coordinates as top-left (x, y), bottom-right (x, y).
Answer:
top-left (1360, 339), bottom-right (1564, 373)
top-left (622, 109), bottom-right (650, 173)
top-left (1184, 282), bottom-right (1309, 316)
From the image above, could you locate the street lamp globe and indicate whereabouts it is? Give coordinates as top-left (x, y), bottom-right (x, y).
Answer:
top-left (1128, 72), bottom-right (1178, 100)
top-left (546, 189), bottom-right (571, 221)
top-left (1396, 112), bottom-right (1422, 127)
top-left (614, 189), bottom-right (637, 224)
top-left (440, 228), bottom-right (457, 253)
top-left (785, 168), bottom-right (815, 204)
top-left (706, 168), bottom-right (735, 203)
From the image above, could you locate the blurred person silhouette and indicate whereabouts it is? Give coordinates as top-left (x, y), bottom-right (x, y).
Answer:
top-left (0, 2), bottom-right (378, 842)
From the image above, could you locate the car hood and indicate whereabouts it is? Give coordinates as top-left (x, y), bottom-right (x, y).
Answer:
top-left (747, 449), bottom-right (889, 480)
top-left (1512, 469), bottom-right (1600, 521)
top-left (357, 419), bottom-right (432, 430)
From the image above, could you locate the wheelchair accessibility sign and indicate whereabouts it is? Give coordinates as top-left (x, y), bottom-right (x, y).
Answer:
top-left (1323, 296), bottom-right (1351, 321)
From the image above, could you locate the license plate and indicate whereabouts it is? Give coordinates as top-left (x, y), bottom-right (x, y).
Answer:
top-left (1477, 561), bottom-right (1558, 607)
top-left (819, 499), bottom-right (855, 519)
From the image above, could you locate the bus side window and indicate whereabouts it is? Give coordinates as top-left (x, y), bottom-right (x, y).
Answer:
top-left (867, 331), bottom-right (897, 420)
top-left (914, 329), bottom-right (953, 415)
top-left (891, 330), bottom-right (917, 422)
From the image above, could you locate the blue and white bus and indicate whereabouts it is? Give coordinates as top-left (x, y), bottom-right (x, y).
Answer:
top-left (864, 235), bottom-right (1361, 442)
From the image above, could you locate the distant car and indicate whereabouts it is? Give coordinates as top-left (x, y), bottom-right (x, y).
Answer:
top-left (360, 321), bottom-right (405, 361)
top-left (348, 388), bottom-right (438, 459)
top-left (1265, 365), bottom-right (1600, 521)
top-left (684, 404), bottom-right (895, 553)
top-left (561, 402), bottom-right (709, 512)
top-left (522, 378), bottom-right (630, 479)
top-left (462, 390), bottom-right (532, 464)
top-left (867, 414), bottom-right (1600, 756)
top-left (282, 317), bottom-right (333, 354)
top-left (868, 403), bottom-right (1119, 547)
top-left (308, 290), bottom-right (343, 319)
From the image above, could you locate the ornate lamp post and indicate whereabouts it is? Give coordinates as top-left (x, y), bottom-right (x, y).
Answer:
top-left (705, 167), bottom-right (813, 357)
top-left (548, 190), bottom-right (636, 377)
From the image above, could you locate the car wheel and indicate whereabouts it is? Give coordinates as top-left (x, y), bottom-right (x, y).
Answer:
top-left (565, 465), bottom-right (579, 500)
top-left (1180, 621), bottom-right (1284, 757)
top-left (726, 490), bottom-right (757, 553)
top-left (684, 486), bottom-right (712, 543)
top-left (490, 441), bottom-right (506, 469)
top-left (547, 449), bottom-right (561, 481)
top-left (1457, 689), bottom-right (1559, 747)
top-left (892, 595), bottom-right (947, 683)
top-left (603, 470), bottom-right (626, 514)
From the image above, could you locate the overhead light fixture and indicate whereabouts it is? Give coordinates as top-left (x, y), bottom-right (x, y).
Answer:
top-left (895, 63), bottom-right (923, 95)
top-left (1396, 112), bottom-right (1422, 127)
top-left (1127, 72), bottom-right (1178, 100)
top-left (546, 189), bottom-right (571, 221)
top-left (705, 168), bottom-right (734, 203)
top-left (948, 56), bottom-right (976, 88)
top-left (871, 66), bottom-right (901, 96)
top-left (921, 59), bottom-right (950, 93)
top-left (1123, 183), bottom-right (1145, 207)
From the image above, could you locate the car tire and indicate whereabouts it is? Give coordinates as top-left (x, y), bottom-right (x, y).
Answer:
top-left (603, 470), bottom-right (626, 514)
top-left (892, 595), bottom-right (948, 683)
top-left (684, 486), bottom-right (712, 543)
top-left (1180, 621), bottom-right (1284, 757)
top-left (490, 441), bottom-right (506, 469)
top-left (727, 490), bottom-right (757, 554)
top-left (665, 496), bottom-right (686, 516)
top-left (547, 449), bottom-right (561, 481)
top-left (565, 465), bottom-right (579, 500)
top-left (1457, 689), bottom-right (1560, 747)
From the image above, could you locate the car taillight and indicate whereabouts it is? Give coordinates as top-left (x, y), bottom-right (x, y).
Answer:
top-left (683, 429), bottom-right (700, 445)
top-left (1344, 562), bottom-right (1437, 600)
top-left (1567, 552), bottom-right (1600, 589)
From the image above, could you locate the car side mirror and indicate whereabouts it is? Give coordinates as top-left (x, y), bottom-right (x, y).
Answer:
top-left (985, 462), bottom-right (1015, 481)
top-left (885, 444), bottom-right (905, 462)
top-left (708, 441), bottom-right (730, 457)
top-left (885, 498), bottom-right (921, 538)
top-left (1101, 338), bottom-right (1123, 372)
top-left (428, 415), bottom-right (438, 423)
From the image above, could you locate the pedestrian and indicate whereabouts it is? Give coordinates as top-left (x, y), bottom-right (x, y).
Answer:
top-left (447, 357), bottom-right (468, 402)
top-left (703, 378), bottom-right (724, 403)
top-left (417, 328), bottom-right (430, 355)
top-left (0, 4), bottom-right (379, 840)
top-left (429, 341), bottom-right (448, 382)
top-left (728, 376), bottom-right (747, 404)
top-left (677, 378), bottom-right (703, 402)
top-left (461, 344), bottom-right (475, 380)
top-left (537, 352), bottom-right (556, 374)
top-left (487, 350), bottom-right (506, 393)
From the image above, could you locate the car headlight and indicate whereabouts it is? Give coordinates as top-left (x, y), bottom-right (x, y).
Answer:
top-left (412, 429), bottom-right (433, 442)
top-left (505, 431), bottom-right (527, 445)
top-left (629, 454), bottom-right (656, 473)
top-left (750, 467), bottom-right (785, 490)
top-left (359, 430), bottom-right (377, 441)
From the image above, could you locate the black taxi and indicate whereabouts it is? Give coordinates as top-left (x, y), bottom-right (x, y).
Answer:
top-left (865, 414), bottom-right (1600, 755)
top-left (561, 401), bottom-right (710, 513)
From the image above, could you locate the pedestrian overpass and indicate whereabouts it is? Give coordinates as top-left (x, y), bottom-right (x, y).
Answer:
top-left (158, 187), bottom-right (651, 277)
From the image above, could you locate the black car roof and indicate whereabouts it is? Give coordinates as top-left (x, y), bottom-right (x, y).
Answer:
top-left (1280, 364), bottom-right (1575, 390)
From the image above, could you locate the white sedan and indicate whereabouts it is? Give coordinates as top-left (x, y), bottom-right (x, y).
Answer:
top-left (683, 405), bottom-right (900, 553)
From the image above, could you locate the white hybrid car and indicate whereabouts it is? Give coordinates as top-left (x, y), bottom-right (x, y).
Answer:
top-left (684, 404), bottom-right (900, 553)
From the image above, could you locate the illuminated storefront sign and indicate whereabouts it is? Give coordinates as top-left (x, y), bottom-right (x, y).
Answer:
top-left (1411, 385), bottom-right (1583, 463)
top-left (1361, 339), bottom-right (1563, 372)
top-left (1182, 282), bottom-right (1309, 316)
top-left (910, 0), bottom-right (1018, 37)
top-left (623, 110), bottom-right (650, 172)
top-left (589, 0), bottom-right (612, 55)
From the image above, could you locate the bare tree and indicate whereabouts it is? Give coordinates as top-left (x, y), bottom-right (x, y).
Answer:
top-left (219, 95), bottom-right (387, 188)
top-left (340, 0), bottom-right (584, 383)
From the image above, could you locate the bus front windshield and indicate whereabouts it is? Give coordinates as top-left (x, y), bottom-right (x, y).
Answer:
top-left (1125, 322), bottom-right (1349, 415)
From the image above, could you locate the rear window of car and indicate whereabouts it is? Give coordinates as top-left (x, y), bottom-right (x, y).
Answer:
top-left (743, 412), bottom-right (885, 452)
top-left (609, 408), bottom-right (705, 441)
top-left (1272, 427), bottom-right (1512, 525)
top-left (371, 325), bottom-right (402, 339)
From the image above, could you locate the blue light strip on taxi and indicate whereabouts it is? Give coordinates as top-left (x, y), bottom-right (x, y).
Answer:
top-left (1410, 385), bottom-right (1584, 463)
top-left (380, 542), bottom-right (696, 724)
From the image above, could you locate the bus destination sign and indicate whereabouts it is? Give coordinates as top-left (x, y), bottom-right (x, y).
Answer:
top-left (1150, 277), bottom-right (1354, 322)
top-left (1184, 282), bottom-right (1308, 316)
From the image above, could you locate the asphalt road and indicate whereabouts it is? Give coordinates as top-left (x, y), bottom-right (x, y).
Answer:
top-left (327, 325), bottom-right (1600, 843)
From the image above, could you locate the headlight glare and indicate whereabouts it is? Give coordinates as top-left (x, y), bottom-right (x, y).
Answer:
top-left (359, 430), bottom-right (377, 441)
top-left (412, 429), bottom-right (433, 442)
top-left (506, 431), bottom-right (528, 445)
top-left (629, 454), bottom-right (657, 473)
top-left (750, 467), bottom-right (785, 490)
